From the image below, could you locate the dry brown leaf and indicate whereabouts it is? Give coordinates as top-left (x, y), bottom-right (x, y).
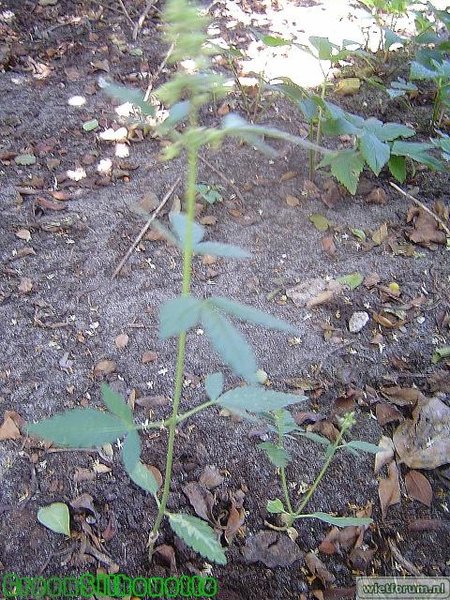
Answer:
top-left (307, 290), bottom-right (337, 308)
top-left (148, 465), bottom-right (163, 488)
top-left (154, 544), bottom-right (177, 571)
top-left (303, 178), bottom-right (321, 200)
top-left (18, 277), bottom-right (33, 293)
top-left (381, 386), bottom-right (423, 407)
top-left (115, 333), bottom-right (129, 349)
top-left (35, 196), bottom-right (66, 211)
top-left (224, 502), bottom-right (245, 544)
top-left (102, 512), bottom-right (118, 542)
top-left (378, 460), bottom-right (401, 519)
top-left (365, 187), bottom-right (387, 205)
top-left (0, 414), bottom-right (21, 440)
top-left (243, 531), bottom-right (303, 568)
top-left (374, 436), bottom-right (395, 474)
top-left (182, 482), bottom-right (214, 522)
top-left (15, 228), bottom-right (32, 242)
top-left (349, 546), bottom-right (376, 570)
top-left (280, 170), bottom-right (298, 182)
top-left (371, 223), bottom-right (388, 245)
top-left (305, 552), bottom-right (336, 585)
top-left (318, 526), bottom-right (359, 555)
top-left (321, 179), bottom-right (342, 208)
top-left (405, 470), bottom-right (433, 507)
top-left (217, 101), bottom-right (230, 116)
top-left (363, 272), bottom-right (380, 288)
top-left (73, 467), bottom-right (96, 483)
top-left (94, 359), bottom-right (116, 377)
top-left (310, 420), bottom-right (340, 442)
top-left (321, 235), bottom-right (336, 257)
top-left (407, 206), bottom-right (447, 247)
top-left (93, 463), bottom-right (112, 474)
top-left (199, 465), bottom-right (224, 489)
top-left (393, 396), bottom-right (450, 469)
top-left (286, 194), bottom-right (300, 207)
top-left (200, 215), bottom-right (218, 226)
top-left (135, 395), bottom-right (168, 409)
top-left (376, 403), bottom-right (403, 426)
top-left (142, 350), bottom-right (158, 364)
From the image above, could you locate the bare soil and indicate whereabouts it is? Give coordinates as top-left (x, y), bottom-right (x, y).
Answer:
top-left (0, 1), bottom-right (449, 599)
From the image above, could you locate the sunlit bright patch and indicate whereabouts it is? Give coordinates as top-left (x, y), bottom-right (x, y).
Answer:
top-left (115, 102), bottom-right (134, 117)
top-left (67, 167), bottom-right (87, 181)
top-left (68, 95), bottom-right (86, 107)
top-left (99, 127), bottom-right (128, 142)
top-left (115, 143), bottom-right (129, 158)
top-left (97, 158), bottom-right (113, 174)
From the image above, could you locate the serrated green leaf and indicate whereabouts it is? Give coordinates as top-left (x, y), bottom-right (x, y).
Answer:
top-left (27, 409), bottom-right (131, 447)
top-left (309, 213), bottom-right (330, 232)
top-left (205, 372), bottom-right (224, 401)
top-left (194, 241), bottom-right (250, 259)
top-left (294, 430), bottom-right (331, 446)
top-left (299, 512), bottom-right (372, 527)
top-left (351, 228), bottom-right (366, 241)
top-left (168, 513), bottom-right (226, 564)
top-left (261, 34), bottom-right (291, 47)
top-left (218, 386), bottom-right (306, 413)
top-left (258, 442), bottom-right (291, 468)
top-left (15, 153), bottom-right (37, 166)
top-left (159, 296), bottom-right (203, 338)
top-left (82, 119), bottom-right (99, 132)
top-left (388, 155), bottom-right (407, 182)
top-left (38, 503), bottom-right (70, 536)
top-left (201, 306), bottom-right (257, 382)
top-left (432, 346), bottom-right (450, 364)
top-left (377, 122), bottom-right (415, 141)
top-left (210, 296), bottom-right (295, 333)
top-left (273, 408), bottom-right (299, 435)
top-left (101, 383), bottom-right (133, 425)
top-left (170, 212), bottom-right (205, 246)
top-left (267, 498), bottom-right (285, 514)
top-left (100, 79), bottom-right (155, 116)
top-left (318, 150), bottom-right (365, 195)
top-left (337, 272), bottom-right (363, 290)
top-left (309, 36), bottom-right (336, 60)
top-left (345, 440), bottom-right (382, 454)
top-left (391, 141), bottom-right (444, 170)
top-left (359, 131), bottom-right (390, 175)
top-left (122, 430), bottom-right (159, 496)
top-left (158, 101), bottom-right (191, 135)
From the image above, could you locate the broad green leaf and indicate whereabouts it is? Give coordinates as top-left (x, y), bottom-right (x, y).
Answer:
top-left (391, 141), bottom-right (444, 170)
top-left (101, 383), bottom-right (133, 425)
top-left (359, 131), bottom-right (390, 175)
top-left (318, 150), bottom-right (365, 195)
top-left (382, 27), bottom-right (404, 50)
top-left (309, 213), bottom-right (330, 232)
top-left (268, 78), bottom-right (308, 106)
top-left (158, 100), bottom-right (191, 134)
top-left (218, 386), bottom-right (306, 413)
top-left (299, 512), bottom-right (372, 527)
top-left (261, 34), bottom-right (291, 47)
top-left (15, 153), bottom-right (37, 166)
top-left (267, 498), bottom-right (285, 514)
top-left (258, 442), bottom-right (291, 468)
top-left (205, 372), bottom-right (224, 401)
top-left (100, 79), bottom-right (155, 116)
top-left (337, 272), bottom-right (363, 290)
top-left (322, 116), bottom-right (359, 137)
top-left (159, 296), bottom-right (203, 338)
top-left (351, 228), bottom-right (366, 241)
top-left (410, 60), bottom-right (438, 80)
top-left (82, 119), bottom-right (99, 132)
top-left (294, 430), bottom-right (331, 446)
top-left (201, 305), bottom-right (257, 382)
top-left (273, 408), bottom-right (299, 435)
top-left (168, 513), bottom-right (226, 565)
top-left (194, 241), bottom-right (250, 259)
top-left (195, 183), bottom-right (223, 204)
top-left (38, 503), bottom-right (70, 536)
top-left (345, 440), bottom-right (382, 454)
top-left (170, 213), bottom-right (205, 246)
top-left (27, 409), bottom-right (131, 447)
top-left (122, 430), bottom-right (159, 496)
top-left (309, 36), bottom-right (336, 60)
top-left (432, 346), bottom-right (450, 364)
top-left (388, 155), bottom-right (407, 182)
top-left (210, 296), bottom-right (295, 333)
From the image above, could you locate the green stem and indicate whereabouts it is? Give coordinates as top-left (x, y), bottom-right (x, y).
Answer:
top-left (280, 467), bottom-right (293, 515)
top-left (151, 144), bottom-right (199, 539)
top-left (294, 428), bottom-right (346, 517)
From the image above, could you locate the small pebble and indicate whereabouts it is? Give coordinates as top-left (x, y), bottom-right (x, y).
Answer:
top-left (349, 311), bottom-right (370, 333)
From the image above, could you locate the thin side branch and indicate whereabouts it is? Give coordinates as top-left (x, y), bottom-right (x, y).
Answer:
top-left (112, 176), bottom-right (181, 279)
top-left (390, 181), bottom-right (450, 237)
top-left (133, 0), bottom-right (154, 40)
top-left (144, 42), bottom-right (175, 100)
top-left (117, 0), bottom-right (136, 30)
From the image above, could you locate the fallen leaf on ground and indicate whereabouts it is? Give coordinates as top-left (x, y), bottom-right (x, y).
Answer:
top-left (102, 512), bottom-right (118, 541)
top-left (115, 334), bottom-right (129, 349)
top-left (142, 351), bottom-right (158, 364)
top-left (94, 360), bottom-right (117, 377)
top-left (365, 187), bottom-right (387, 205)
top-left (243, 531), bottom-right (303, 568)
top-left (303, 178), bottom-right (321, 200)
top-left (321, 235), bottom-right (336, 257)
top-left (380, 386), bottom-right (423, 407)
top-left (224, 501), bottom-right (245, 544)
top-left (393, 395), bottom-right (450, 469)
top-left (0, 413), bottom-right (21, 440)
top-left (305, 552), bottom-right (336, 585)
top-left (309, 213), bottom-right (330, 232)
top-left (405, 470), bottom-right (432, 507)
top-left (376, 403), bottom-right (403, 426)
top-left (280, 170), bottom-right (298, 182)
top-left (335, 77), bottom-right (361, 96)
top-left (371, 223), bottom-right (388, 245)
top-left (349, 546), bottom-right (376, 570)
top-left (18, 277), bottom-right (33, 293)
top-left (374, 436), bottom-right (395, 474)
top-left (407, 206), bottom-right (447, 247)
top-left (135, 395), bottom-right (168, 408)
top-left (15, 228), bottom-right (32, 242)
top-left (286, 278), bottom-right (342, 308)
top-left (35, 196), bottom-right (66, 211)
top-left (321, 179), bottom-right (341, 208)
top-left (286, 194), bottom-right (300, 207)
top-left (199, 465), bottom-right (224, 489)
top-left (182, 482), bottom-right (214, 522)
top-left (378, 460), bottom-right (401, 519)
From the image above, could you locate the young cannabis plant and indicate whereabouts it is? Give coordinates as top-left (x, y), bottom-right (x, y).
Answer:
top-left (260, 410), bottom-right (379, 530)
top-left (27, 0), bottom-right (329, 566)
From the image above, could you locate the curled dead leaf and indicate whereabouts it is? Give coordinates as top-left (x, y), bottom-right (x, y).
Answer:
top-left (94, 359), bottom-right (117, 377)
top-left (378, 460), bottom-right (401, 519)
top-left (243, 531), bottom-right (303, 568)
top-left (305, 552), bottom-right (336, 586)
top-left (405, 470), bottom-right (433, 507)
top-left (374, 436), bottom-right (395, 474)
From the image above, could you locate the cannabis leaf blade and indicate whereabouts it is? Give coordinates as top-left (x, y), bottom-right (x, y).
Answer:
top-left (168, 513), bottom-right (226, 564)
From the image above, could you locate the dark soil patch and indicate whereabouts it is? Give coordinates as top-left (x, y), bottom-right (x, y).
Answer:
top-left (0, 1), bottom-right (449, 598)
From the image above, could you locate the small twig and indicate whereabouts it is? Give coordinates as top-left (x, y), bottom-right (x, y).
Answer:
top-left (133, 0), bottom-right (154, 40)
top-left (144, 42), bottom-right (175, 100)
top-left (117, 0), bottom-right (136, 30)
top-left (112, 177), bottom-right (181, 279)
top-left (198, 154), bottom-right (246, 206)
top-left (390, 181), bottom-right (450, 237)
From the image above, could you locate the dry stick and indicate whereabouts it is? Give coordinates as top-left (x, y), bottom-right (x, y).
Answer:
top-left (112, 177), bottom-right (181, 279)
top-left (133, 0), bottom-right (154, 40)
top-left (117, 0), bottom-right (136, 30)
top-left (198, 154), bottom-right (246, 206)
top-left (390, 181), bottom-right (450, 237)
top-left (144, 42), bottom-right (175, 101)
